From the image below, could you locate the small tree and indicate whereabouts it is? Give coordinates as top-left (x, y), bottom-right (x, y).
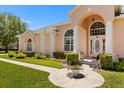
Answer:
top-left (0, 12), bottom-right (28, 53)
top-left (66, 53), bottom-right (83, 77)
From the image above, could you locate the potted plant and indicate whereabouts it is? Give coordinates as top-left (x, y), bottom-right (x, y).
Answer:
top-left (66, 53), bottom-right (82, 77)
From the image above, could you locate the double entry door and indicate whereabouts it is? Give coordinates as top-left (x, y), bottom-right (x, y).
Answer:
top-left (90, 36), bottom-right (105, 57)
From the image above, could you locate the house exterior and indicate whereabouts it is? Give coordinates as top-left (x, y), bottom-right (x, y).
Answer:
top-left (19, 5), bottom-right (124, 60)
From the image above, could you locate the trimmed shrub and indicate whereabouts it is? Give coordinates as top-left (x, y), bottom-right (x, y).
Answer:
top-left (35, 54), bottom-right (42, 59)
top-left (8, 51), bottom-right (15, 58)
top-left (53, 52), bottom-right (66, 59)
top-left (16, 53), bottom-right (26, 59)
top-left (100, 54), bottom-right (113, 62)
top-left (66, 53), bottom-right (80, 66)
top-left (99, 54), bottom-right (124, 71)
top-left (115, 61), bottom-right (124, 71)
top-left (118, 58), bottom-right (124, 62)
top-left (42, 55), bottom-right (46, 59)
top-left (64, 52), bottom-right (78, 55)
top-left (24, 52), bottom-right (35, 57)
top-left (100, 60), bottom-right (114, 69)
top-left (44, 54), bottom-right (50, 58)
top-left (35, 54), bottom-right (46, 59)
top-left (100, 54), bottom-right (113, 69)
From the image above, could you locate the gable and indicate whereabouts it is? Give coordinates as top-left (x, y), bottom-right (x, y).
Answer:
top-left (68, 5), bottom-right (82, 16)
top-left (21, 31), bottom-right (35, 37)
top-left (69, 5), bottom-right (115, 26)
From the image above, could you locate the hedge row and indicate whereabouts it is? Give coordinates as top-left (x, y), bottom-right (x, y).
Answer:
top-left (53, 52), bottom-right (79, 59)
top-left (8, 51), bottom-right (26, 59)
top-left (8, 51), bottom-right (49, 59)
top-left (100, 54), bottom-right (124, 71)
top-left (53, 52), bottom-right (66, 59)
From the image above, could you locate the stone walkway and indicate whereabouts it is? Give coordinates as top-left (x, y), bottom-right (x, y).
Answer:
top-left (0, 58), bottom-right (104, 88)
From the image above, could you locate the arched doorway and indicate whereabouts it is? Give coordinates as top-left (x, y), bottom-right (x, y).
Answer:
top-left (89, 21), bottom-right (105, 57)
top-left (79, 14), bottom-right (105, 57)
top-left (27, 39), bottom-right (32, 51)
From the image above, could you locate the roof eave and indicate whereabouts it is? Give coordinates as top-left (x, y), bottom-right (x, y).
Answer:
top-left (53, 21), bottom-right (72, 27)
top-left (68, 5), bottom-right (82, 16)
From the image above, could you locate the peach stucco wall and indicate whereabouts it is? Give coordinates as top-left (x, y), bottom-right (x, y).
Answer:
top-left (70, 5), bottom-right (115, 26)
top-left (34, 34), bottom-right (41, 53)
top-left (55, 32), bottom-right (62, 52)
top-left (55, 24), bottom-right (72, 52)
top-left (19, 32), bottom-right (34, 51)
top-left (19, 32), bottom-right (41, 53)
top-left (78, 27), bottom-right (87, 55)
top-left (113, 19), bottom-right (124, 59)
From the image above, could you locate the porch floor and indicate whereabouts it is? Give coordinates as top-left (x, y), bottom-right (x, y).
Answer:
top-left (81, 58), bottom-right (100, 69)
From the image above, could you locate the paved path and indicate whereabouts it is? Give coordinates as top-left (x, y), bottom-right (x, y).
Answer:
top-left (0, 58), bottom-right (104, 88)
top-left (0, 54), bottom-right (7, 55)
top-left (0, 58), bottom-right (58, 73)
top-left (49, 65), bottom-right (104, 88)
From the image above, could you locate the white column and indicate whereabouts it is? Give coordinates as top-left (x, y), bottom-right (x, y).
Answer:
top-left (40, 32), bottom-right (45, 54)
top-left (50, 31), bottom-right (56, 57)
top-left (73, 26), bottom-right (79, 52)
top-left (105, 21), bottom-right (113, 54)
top-left (32, 38), bottom-right (35, 52)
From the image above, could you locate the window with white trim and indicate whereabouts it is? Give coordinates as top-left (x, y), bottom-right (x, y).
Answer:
top-left (27, 39), bottom-right (32, 51)
top-left (90, 22), bottom-right (105, 36)
top-left (121, 5), bottom-right (124, 14)
top-left (64, 30), bottom-right (74, 51)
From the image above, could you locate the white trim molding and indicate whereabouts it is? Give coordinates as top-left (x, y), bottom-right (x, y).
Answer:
top-left (73, 25), bottom-right (79, 52)
top-left (50, 31), bottom-right (56, 57)
top-left (88, 20), bottom-right (105, 57)
top-left (62, 27), bottom-right (73, 52)
top-left (25, 37), bottom-right (35, 52)
top-left (105, 21), bottom-right (113, 54)
top-left (32, 38), bottom-right (35, 52)
top-left (40, 31), bottom-right (45, 54)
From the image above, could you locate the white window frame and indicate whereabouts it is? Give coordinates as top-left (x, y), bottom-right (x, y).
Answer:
top-left (64, 29), bottom-right (74, 52)
top-left (27, 39), bottom-right (33, 52)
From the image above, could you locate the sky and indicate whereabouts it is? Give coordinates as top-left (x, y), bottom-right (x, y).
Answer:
top-left (0, 5), bottom-right (76, 30)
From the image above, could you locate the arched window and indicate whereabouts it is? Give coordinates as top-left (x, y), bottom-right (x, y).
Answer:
top-left (27, 39), bottom-right (32, 51)
top-left (64, 30), bottom-right (74, 51)
top-left (90, 22), bottom-right (105, 36)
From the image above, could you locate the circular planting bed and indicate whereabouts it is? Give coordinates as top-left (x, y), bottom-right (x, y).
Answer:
top-left (49, 65), bottom-right (104, 88)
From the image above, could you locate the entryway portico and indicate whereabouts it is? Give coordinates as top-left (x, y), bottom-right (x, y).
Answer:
top-left (71, 8), bottom-right (113, 58)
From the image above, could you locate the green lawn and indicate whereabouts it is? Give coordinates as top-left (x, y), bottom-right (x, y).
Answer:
top-left (0, 61), bottom-right (59, 88)
top-left (0, 51), bottom-right (7, 54)
top-left (99, 70), bottom-right (124, 88)
top-left (3, 54), bottom-right (124, 88)
top-left (0, 55), bottom-right (64, 69)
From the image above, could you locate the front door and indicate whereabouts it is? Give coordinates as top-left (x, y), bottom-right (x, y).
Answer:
top-left (89, 21), bottom-right (106, 58)
top-left (90, 36), bottom-right (105, 57)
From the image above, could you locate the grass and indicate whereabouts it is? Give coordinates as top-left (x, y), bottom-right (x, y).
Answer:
top-left (0, 55), bottom-right (64, 69)
top-left (0, 51), bottom-right (6, 54)
top-left (2, 54), bottom-right (124, 88)
top-left (0, 61), bottom-right (60, 88)
top-left (99, 70), bottom-right (124, 88)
